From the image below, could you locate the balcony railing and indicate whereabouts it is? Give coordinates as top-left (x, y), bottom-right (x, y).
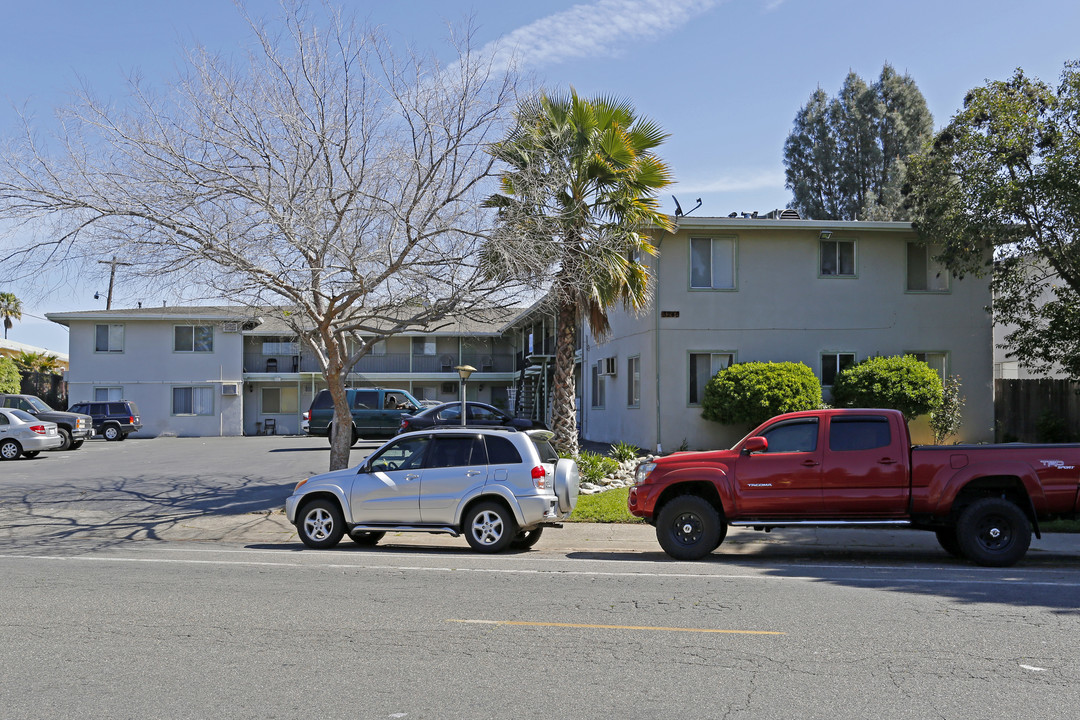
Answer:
top-left (243, 352), bottom-right (517, 375)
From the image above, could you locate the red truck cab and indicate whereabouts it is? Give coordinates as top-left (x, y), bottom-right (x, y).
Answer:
top-left (628, 408), bottom-right (1080, 566)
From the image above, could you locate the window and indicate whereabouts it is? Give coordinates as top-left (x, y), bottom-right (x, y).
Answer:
top-left (412, 337), bottom-right (436, 355)
top-left (94, 387), bottom-right (123, 402)
top-left (627, 356), bottom-right (641, 407)
top-left (427, 436), bottom-right (486, 468)
top-left (485, 436), bottom-right (523, 465)
top-left (262, 387), bottom-right (298, 414)
top-left (829, 417), bottom-right (891, 451)
top-left (690, 236), bottom-right (736, 289)
top-left (821, 353), bottom-right (856, 385)
top-left (172, 386), bottom-right (213, 415)
top-left (369, 436), bottom-right (430, 472)
top-left (906, 243), bottom-right (948, 292)
top-left (909, 352), bottom-right (947, 381)
top-left (761, 419), bottom-right (819, 453)
top-left (467, 405), bottom-right (503, 422)
top-left (351, 390), bottom-right (379, 409)
top-left (95, 324), bottom-right (124, 353)
top-left (591, 362), bottom-right (606, 408)
top-left (174, 325), bottom-right (213, 353)
top-left (820, 239), bottom-right (856, 277)
top-left (689, 352), bottom-right (733, 405)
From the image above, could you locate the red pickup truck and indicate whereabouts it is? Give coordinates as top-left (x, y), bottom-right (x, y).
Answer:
top-left (628, 408), bottom-right (1080, 566)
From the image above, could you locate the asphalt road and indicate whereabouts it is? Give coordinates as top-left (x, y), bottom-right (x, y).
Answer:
top-left (2, 436), bottom-right (1079, 719)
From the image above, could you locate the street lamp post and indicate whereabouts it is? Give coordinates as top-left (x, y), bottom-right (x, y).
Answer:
top-left (453, 365), bottom-right (476, 427)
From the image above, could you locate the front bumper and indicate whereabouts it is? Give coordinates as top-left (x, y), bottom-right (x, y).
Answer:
top-left (72, 427), bottom-right (94, 441)
top-left (285, 495), bottom-right (300, 523)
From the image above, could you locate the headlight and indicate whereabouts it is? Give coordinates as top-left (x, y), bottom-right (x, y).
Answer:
top-left (634, 462), bottom-right (656, 485)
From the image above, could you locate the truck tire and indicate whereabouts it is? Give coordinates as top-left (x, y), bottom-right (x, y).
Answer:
top-left (57, 428), bottom-right (73, 450)
top-left (655, 495), bottom-right (725, 561)
top-left (956, 498), bottom-right (1031, 567)
top-left (934, 528), bottom-right (963, 558)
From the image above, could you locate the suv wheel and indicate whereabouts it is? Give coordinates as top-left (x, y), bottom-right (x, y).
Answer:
top-left (103, 425), bottom-right (121, 441)
top-left (956, 498), bottom-right (1031, 567)
top-left (464, 501), bottom-right (517, 553)
top-left (510, 527), bottom-right (544, 550)
top-left (1, 439), bottom-right (22, 460)
top-left (57, 428), bottom-right (73, 451)
top-left (655, 495), bottom-right (724, 561)
top-left (297, 499), bottom-right (346, 549)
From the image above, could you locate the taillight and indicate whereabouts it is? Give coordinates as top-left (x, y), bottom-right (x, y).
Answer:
top-left (30, 425), bottom-right (46, 435)
top-left (531, 465), bottom-right (547, 489)
top-left (400, 419), bottom-right (410, 431)
top-left (128, 416), bottom-right (135, 424)
top-left (302, 411), bottom-right (310, 421)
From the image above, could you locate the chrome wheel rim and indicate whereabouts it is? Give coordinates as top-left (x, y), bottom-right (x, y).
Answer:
top-left (470, 510), bottom-right (505, 546)
top-left (0, 442), bottom-right (18, 459)
top-left (304, 508), bottom-right (335, 541)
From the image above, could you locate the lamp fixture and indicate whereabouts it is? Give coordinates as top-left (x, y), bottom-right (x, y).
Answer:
top-left (819, 230), bottom-right (833, 240)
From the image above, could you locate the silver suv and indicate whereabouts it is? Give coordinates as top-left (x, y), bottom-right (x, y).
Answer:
top-left (286, 427), bottom-right (579, 553)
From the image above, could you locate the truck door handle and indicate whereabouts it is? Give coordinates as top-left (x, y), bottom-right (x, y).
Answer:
top-left (878, 458), bottom-right (897, 465)
top-left (801, 460), bottom-right (820, 467)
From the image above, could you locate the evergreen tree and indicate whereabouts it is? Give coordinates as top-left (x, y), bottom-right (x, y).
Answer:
top-left (784, 64), bottom-right (932, 221)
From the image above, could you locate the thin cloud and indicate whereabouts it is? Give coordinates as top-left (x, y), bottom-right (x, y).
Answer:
top-left (679, 169), bottom-right (787, 194)
top-left (484, 0), bottom-right (724, 69)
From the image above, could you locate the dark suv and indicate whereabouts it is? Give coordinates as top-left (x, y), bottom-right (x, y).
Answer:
top-left (67, 400), bottom-right (143, 441)
top-left (304, 388), bottom-right (421, 445)
top-left (0, 394), bottom-right (93, 450)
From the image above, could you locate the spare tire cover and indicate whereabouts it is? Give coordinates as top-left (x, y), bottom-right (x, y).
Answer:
top-left (554, 458), bottom-right (580, 514)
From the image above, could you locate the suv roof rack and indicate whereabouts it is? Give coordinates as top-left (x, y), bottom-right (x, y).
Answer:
top-left (422, 425), bottom-right (520, 433)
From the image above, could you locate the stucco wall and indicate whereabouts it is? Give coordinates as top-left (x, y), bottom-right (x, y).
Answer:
top-left (581, 221), bottom-right (994, 451)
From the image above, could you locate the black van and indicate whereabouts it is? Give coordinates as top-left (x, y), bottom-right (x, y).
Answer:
top-left (67, 400), bottom-right (143, 441)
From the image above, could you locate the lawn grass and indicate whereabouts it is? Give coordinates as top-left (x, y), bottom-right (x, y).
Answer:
top-left (568, 487), bottom-right (644, 524)
top-left (1042, 518), bottom-right (1080, 533)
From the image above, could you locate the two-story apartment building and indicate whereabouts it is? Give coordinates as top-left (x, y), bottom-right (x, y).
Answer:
top-left (578, 216), bottom-right (994, 450)
top-left (46, 305), bottom-right (553, 437)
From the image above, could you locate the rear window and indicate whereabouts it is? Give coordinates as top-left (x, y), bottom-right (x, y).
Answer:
top-left (108, 403), bottom-right (129, 416)
top-left (529, 436), bottom-right (559, 464)
top-left (829, 417), bottom-right (891, 451)
top-left (310, 391), bottom-right (333, 410)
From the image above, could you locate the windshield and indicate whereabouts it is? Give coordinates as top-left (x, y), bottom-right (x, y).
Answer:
top-left (25, 396), bottom-right (51, 412)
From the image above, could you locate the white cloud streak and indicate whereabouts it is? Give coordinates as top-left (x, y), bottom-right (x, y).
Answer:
top-left (484, 0), bottom-right (724, 69)
top-left (678, 169), bottom-right (787, 194)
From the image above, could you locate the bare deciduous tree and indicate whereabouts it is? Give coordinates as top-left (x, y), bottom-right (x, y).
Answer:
top-left (0, 4), bottom-right (529, 469)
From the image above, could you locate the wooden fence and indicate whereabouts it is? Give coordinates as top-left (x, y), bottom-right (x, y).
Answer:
top-left (994, 378), bottom-right (1080, 442)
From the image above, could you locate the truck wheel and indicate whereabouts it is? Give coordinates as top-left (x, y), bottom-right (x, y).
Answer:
top-left (934, 528), bottom-right (963, 558)
top-left (70, 440), bottom-right (85, 450)
top-left (655, 495), bottom-right (724, 561)
top-left (956, 498), bottom-right (1031, 567)
top-left (56, 428), bottom-right (73, 450)
top-left (297, 499), bottom-right (345, 549)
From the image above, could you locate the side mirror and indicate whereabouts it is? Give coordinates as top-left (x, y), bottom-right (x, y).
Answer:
top-left (743, 436), bottom-right (768, 455)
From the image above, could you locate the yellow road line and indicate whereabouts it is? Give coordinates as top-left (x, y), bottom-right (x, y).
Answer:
top-left (447, 619), bottom-right (783, 635)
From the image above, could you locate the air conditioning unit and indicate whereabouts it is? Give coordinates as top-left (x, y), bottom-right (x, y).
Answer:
top-left (221, 322), bottom-right (240, 333)
top-left (221, 383), bottom-right (240, 396)
top-left (599, 357), bottom-right (617, 376)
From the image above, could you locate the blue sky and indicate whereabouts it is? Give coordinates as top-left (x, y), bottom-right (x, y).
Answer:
top-left (2, 0), bottom-right (1078, 351)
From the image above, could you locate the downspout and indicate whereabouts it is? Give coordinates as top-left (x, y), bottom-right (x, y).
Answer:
top-left (653, 229), bottom-right (669, 454)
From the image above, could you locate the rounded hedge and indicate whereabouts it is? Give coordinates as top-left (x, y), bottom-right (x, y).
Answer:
top-left (702, 361), bottom-right (822, 428)
top-left (831, 355), bottom-right (943, 419)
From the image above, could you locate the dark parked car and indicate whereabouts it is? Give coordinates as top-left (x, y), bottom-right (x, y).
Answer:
top-left (398, 401), bottom-right (545, 434)
top-left (0, 394), bottom-right (93, 450)
top-left (66, 400), bottom-right (143, 441)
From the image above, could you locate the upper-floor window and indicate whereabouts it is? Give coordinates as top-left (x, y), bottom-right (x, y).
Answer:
top-left (95, 324), bottom-right (124, 353)
top-left (174, 325), bottom-right (213, 353)
top-left (690, 236), bottom-right (736, 289)
top-left (412, 336), bottom-right (436, 355)
top-left (906, 243), bottom-right (949, 292)
top-left (689, 352), bottom-right (733, 405)
top-left (820, 239), bottom-right (856, 277)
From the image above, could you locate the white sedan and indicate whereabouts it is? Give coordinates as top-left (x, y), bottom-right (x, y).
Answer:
top-left (0, 407), bottom-right (64, 459)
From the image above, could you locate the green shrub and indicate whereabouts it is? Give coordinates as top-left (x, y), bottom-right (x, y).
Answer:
top-left (702, 361), bottom-right (822, 429)
top-left (575, 449), bottom-right (619, 484)
top-left (1036, 410), bottom-right (1074, 443)
top-left (609, 441), bottom-right (640, 463)
top-left (0, 357), bottom-right (20, 393)
top-left (930, 375), bottom-right (965, 444)
top-left (831, 355), bottom-right (943, 419)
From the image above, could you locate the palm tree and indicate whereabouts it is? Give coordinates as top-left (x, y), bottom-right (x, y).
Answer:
top-left (0, 292), bottom-right (21, 340)
top-left (486, 91), bottom-right (674, 455)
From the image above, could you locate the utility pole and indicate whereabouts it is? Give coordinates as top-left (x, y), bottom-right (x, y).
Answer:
top-left (97, 256), bottom-right (132, 310)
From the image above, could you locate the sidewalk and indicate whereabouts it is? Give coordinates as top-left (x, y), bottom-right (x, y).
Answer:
top-left (158, 511), bottom-right (1080, 562)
